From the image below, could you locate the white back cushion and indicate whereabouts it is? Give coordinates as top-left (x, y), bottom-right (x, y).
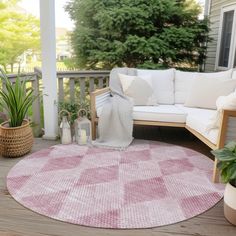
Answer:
top-left (232, 70), bottom-right (236, 79)
top-left (175, 71), bottom-right (198, 103)
top-left (137, 68), bottom-right (175, 104)
top-left (197, 69), bottom-right (232, 79)
top-left (232, 70), bottom-right (236, 92)
top-left (184, 78), bottom-right (236, 109)
top-left (175, 69), bottom-right (233, 104)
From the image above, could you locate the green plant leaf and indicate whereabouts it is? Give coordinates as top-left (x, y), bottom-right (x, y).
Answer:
top-left (0, 68), bottom-right (40, 127)
top-left (211, 149), bottom-right (236, 162)
top-left (217, 161), bottom-right (230, 171)
top-left (221, 167), bottom-right (229, 183)
top-left (213, 141), bottom-right (236, 183)
top-left (228, 163), bottom-right (236, 180)
top-left (225, 141), bottom-right (236, 152)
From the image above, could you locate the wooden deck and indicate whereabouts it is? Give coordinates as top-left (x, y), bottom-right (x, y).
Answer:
top-left (0, 126), bottom-right (236, 236)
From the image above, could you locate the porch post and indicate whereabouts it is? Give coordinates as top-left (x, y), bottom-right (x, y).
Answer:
top-left (39, 0), bottom-right (58, 140)
top-left (204, 0), bottom-right (211, 17)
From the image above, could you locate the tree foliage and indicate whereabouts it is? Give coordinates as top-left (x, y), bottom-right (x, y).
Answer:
top-left (66, 0), bottom-right (210, 69)
top-left (0, 0), bottom-right (40, 72)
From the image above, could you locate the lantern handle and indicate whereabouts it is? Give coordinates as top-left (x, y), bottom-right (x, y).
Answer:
top-left (59, 109), bottom-right (71, 120)
top-left (78, 109), bottom-right (87, 117)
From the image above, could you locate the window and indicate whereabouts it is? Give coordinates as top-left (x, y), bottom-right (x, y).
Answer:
top-left (218, 10), bottom-right (234, 67)
top-left (216, 5), bottom-right (236, 69)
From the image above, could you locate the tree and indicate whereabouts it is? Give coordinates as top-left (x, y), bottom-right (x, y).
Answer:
top-left (66, 0), bottom-right (210, 70)
top-left (0, 0), bottom-right (40, 72)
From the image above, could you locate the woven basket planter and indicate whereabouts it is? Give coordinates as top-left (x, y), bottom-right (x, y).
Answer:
top-left (0, 120), bottom-right (33, 157)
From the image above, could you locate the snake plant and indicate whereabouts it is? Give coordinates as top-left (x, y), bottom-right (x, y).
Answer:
top-left (0, 68), bottom-right (39, 127)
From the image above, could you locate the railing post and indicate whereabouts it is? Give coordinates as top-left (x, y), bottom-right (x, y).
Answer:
top-left (58, 77), bottom-right (64, 103)
top-left (32, 74), bottom-right (42, 137)
top-left (80, 78), bottom-right (86, 102)
top-left (89, 78), bottom-right (95, 93)
top-left (69, 78), bottom-right (75, 103)
top-left (98, 77), bottom-right (104, 89)
top-left (106, 76), bottom-right (109, 87)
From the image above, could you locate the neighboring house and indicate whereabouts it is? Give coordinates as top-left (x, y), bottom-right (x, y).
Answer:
top-left (56, 27), bottom-right (72, 61)
top-left (205, 0), bottom-right (236, 71)
top-left (18, 27), bottom-right (72, 72)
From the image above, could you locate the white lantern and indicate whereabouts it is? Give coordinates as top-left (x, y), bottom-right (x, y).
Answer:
top-left (59, 110), bottom-right (72, 145)
top-left (75, 109), bottom-right (91, 145)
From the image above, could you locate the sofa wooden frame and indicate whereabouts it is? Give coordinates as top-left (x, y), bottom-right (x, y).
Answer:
top-left (91, 87), bottom-right (236, 183)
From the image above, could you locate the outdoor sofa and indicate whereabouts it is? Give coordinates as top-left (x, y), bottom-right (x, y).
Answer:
top-left (91, 68), bottom-right (236, 182)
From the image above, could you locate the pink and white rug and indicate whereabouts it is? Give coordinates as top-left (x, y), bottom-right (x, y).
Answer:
top-left (7, 140), bottom-right (224, 229)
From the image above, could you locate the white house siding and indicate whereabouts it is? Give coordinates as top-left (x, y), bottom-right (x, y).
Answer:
top-left (205, 0), bottom-right (236, 71)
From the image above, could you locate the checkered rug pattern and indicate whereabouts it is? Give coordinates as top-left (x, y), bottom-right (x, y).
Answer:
top-left (7, 140), bottom-right (224, 228)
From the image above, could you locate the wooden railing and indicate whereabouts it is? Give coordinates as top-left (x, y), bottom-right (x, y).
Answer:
top-left (2, 67), bottom-right (110, 136)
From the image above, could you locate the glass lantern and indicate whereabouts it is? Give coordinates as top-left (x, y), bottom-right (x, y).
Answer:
top-left (75, 109), bottom-right (91, 145)
top-left (59, 110), bottom-right (72, 145)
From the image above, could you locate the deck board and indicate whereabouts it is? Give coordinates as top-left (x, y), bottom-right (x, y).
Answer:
top-left (0, 127), bottom-right (236, 236)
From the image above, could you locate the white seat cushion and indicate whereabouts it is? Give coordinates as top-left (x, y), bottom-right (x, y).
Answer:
top-left (97, 105), bottom-right (187, 123)
top-left (176, 104), bottom-right (219, 144)
top-left (137, 69), bottom-right (175, 104)
top-left (132, 105), bottom-right (186, 123)
top-left (97, 103), bottom-right (218, 144)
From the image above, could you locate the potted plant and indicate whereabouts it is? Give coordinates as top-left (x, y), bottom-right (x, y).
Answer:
top-left (0, 69), bottom-right (38, 157)
top-left (212, 141), bottom-right (236, 225)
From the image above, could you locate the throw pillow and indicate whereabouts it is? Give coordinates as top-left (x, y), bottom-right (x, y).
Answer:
top-left (207, 92), bottom-right (236, 131)
top-left (137, 68), bottom-right (175, 104)
top-left (184, 77), bottom-right (236, 109)
top-left (118, 73), bottom-right (158, 106)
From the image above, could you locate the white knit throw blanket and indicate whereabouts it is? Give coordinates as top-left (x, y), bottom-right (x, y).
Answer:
top-left (92, 67), bottom-right (137, 149)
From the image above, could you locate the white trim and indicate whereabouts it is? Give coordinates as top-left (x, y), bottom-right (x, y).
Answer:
top-left (42, 135), bottom-right (58, 141)
top-left (204, 0), bottom-right (211, 17)
top-left (215, 4), bottom-right (236, 70)
top-left (40, 0), bottom-right (58, 139)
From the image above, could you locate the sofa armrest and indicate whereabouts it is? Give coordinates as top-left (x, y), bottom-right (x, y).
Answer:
top-left (91, 87), bottom-right (111, 97)
top-left (90, 87), bottom-right (111, 118)
top-left (213, 109), bottom-right (236, 182)
top-left (90, 87), bottom-right (111, 139)
top-left (217, 109), bottom-right (236, 148)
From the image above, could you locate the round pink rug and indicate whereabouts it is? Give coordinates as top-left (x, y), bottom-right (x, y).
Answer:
top-left (7, 140), bottom-right (224, 229)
